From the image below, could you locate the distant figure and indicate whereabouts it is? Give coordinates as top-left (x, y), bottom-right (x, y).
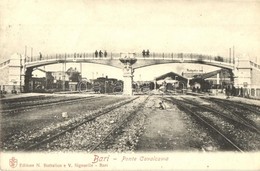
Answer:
top-left (95, 50), bottom-right (98, 57)
top-left (231, 85), bottom-right (236, 96)
top-left (240, 87), bottom-right (243, 97)
top-left (226, 85), bottom-right (230, 99)
top-left (99, 50), bottom-right (103, 57)
top-left (104, 50), bottom-right (107, 57)
top-left (39, 52), bottom-right (42, 60)
top-left (146, 49), bottom-right (150, 57)
top-left (159, 101), bottom-right (166, 110)
top-left (142, 50), bottom-right (146, 57)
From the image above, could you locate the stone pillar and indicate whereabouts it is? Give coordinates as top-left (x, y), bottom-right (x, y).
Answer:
top-left (24, 68), bottom-right (33, 92)
top-left (119, 55), bottom-right (137, 96)
top-left (122, 65), bottom-right (134, 95)
top-left (154, 79), bottom-right (157, 90)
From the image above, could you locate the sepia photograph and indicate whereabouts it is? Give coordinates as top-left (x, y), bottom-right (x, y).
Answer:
top-left (0, 0), bottom-right (260, 170)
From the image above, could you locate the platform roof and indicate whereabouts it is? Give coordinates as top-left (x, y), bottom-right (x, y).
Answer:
top-left (193, 68), bottom-right (232, 80)
top-left (155, 72), bottom-right (188, 82)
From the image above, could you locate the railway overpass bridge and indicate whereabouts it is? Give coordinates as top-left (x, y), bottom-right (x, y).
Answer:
top-left (22, 52), bottom-right (235, 95)
top-left (3, 52), bottom-right (259, 95)
top-left (25, 52), bottom-right (234, 70)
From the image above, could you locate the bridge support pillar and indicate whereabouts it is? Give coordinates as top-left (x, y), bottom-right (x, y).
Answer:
top-left (119, 56), bottom-right (137, 96)
top-left (24, 68), bottom-right (33, 93)
top-left (123, 67), bottom-right (134, 95)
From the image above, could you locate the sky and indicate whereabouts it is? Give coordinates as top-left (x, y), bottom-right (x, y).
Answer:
top-left (1, 0), bottom-right (260, 80)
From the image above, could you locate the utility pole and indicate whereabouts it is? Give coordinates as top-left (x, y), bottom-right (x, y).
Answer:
top-left (229, 48), bottom-right (231, 63)
top-left (31, 47), bottom-right (33, 61)
top-left (25, 46), bottom-right (27, 62)
top-left (233, 46), bottom-right (235, 65)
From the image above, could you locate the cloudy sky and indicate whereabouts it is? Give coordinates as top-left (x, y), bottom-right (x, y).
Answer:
top-left (1, 0), bottom-right (260, 80)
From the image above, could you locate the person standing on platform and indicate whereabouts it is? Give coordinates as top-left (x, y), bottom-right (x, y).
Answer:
top-left (146, 49), bottom-right (150, 57)
top-left (99, 50), bottom-right (103, 57)
top-left (104, 50), bottom-right (107, 57)
top-left (39, 52), bottom-right (42, 60)
top-left (95, 50), bottom-right (98, 57)
top-left (142, 50), bottom-right (146, 57)
top-left (226, 85), bottom-right (230, 99)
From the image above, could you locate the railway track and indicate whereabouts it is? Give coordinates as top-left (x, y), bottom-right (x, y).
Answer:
top-left (203, 97), bottom-right (260, 114)
top-left (0, 95), bottom-right (47, 104)
top-left (23, 96), bottom-right (140, 151)
top-left (186, 92), bottom-right (260, 114)
top-left (0, 96), bottom-right (103, 114)
top-left (181, 97), bottom-right (260, 134)
top-left (89, 96), bottom-right (150, 152)
top-left (200, 97), bottom-right (260, 128)
top-left (164, 97), bottom-right (244, 152)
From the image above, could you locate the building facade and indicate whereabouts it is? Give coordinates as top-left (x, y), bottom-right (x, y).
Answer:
top-left (0, 53), bottom-right (22, 93)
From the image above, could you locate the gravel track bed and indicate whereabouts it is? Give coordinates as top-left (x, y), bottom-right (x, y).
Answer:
top-left (181, 97), bottom-right (260, 151)
top-left (182, 97), bottom-right (260, 132)
top-left (204, 98), bottom-right (260, 128)
top-left (94, 97), bottom-right (149, 152)
top-left (1, 96), bottom-right (129, 151)
top-left (165, 97), bottom-right (221, 151)
top-left (134, 96), bottom-right (222, 152)
top-left (34, 96), bottom-right (147, 152)
top-left (1, 96), bottom-right (88, 110)
top-left (171, 97), bottom-right (260, 151)
top-left (0, 95), bottom-right (47, 103)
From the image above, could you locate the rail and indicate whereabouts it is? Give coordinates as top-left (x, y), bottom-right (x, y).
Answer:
top-left (164, 97), bottom-right (244, 152)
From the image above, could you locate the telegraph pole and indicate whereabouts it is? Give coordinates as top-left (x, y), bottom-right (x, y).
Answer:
top-left (25, 46), bottom-right (27, 62)
top-left (229, 48), bottom-right (231, 63)
top-left (233, 46), bottom-right (235, 65)
top-left (31, 47), bottom-right (33, 61)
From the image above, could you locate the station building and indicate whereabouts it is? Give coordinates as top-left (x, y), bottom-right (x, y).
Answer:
top-left (0, 53), bottom-right (23, 93)
top-left (189, 69), bottom-right (233, 89)
top-left (154, 72), bottom-right (188, 90)
top-left (235, 59), bottom-right (260, 88)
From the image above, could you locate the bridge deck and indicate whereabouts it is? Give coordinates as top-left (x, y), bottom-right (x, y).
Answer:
top-left (25, 52), bottom-right (234, 69)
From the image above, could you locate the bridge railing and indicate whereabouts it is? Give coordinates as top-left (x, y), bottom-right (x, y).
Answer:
top-left (25, 52), bottom-right (233, 65)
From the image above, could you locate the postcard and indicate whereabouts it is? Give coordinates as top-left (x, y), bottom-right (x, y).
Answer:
top-left (0, 0), bottom-right (260, 170)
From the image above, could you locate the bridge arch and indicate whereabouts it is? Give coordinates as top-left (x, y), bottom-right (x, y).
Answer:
top-left (23, 52), bottom-right (235, 94)
top-left (25, 58), bottom-right (123, 70)
top-left (132, 59), bottom-right (234, 70)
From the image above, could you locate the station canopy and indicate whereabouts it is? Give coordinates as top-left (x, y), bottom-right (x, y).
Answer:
top-left (191, 69), bottom-right (232, 80)
top-left (155, 72), bottom-right (188, 84)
